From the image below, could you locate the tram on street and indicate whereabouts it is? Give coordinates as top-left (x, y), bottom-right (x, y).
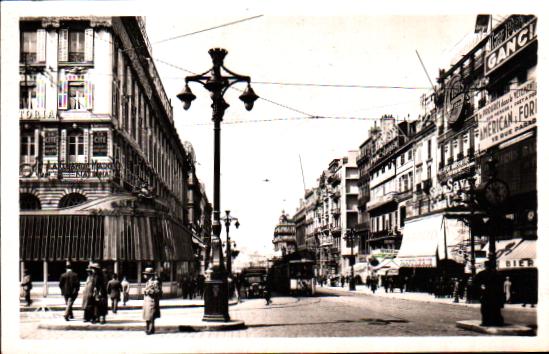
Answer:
top-left (270, 258), bottom-right (316, 296)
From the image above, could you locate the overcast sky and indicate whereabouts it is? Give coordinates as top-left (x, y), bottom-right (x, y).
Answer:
top-left (145, 13), bottom-right (486, 259)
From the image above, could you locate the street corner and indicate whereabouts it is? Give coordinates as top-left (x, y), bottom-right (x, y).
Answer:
top-left (455, 320), bottom-right (536, 336)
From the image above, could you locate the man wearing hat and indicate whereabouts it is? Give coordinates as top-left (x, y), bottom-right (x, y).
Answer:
top-left (142, 267), bottom-right (161, 334)
top-left (20, 270), bottom-right (33, 306)
top-left (59, 261), bottom-right (80, 321)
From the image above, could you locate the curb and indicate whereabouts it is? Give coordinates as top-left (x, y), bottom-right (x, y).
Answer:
top-left (456, 320), bottom-right (535, 336)
top-left (38, 319), bottom-right (246, 332)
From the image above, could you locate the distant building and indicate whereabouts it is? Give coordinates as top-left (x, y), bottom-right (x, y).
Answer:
top-left (272, 211), bottom-right (296, 257)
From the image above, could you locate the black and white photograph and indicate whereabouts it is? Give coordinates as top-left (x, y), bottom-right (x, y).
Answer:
top-left (1, 1), bottom-right (548, 353)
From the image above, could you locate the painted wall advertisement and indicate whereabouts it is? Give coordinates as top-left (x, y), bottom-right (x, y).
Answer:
top-left (478, 79), bottom-right (536, 151)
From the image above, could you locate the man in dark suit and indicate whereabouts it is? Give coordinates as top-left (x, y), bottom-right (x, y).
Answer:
top-left (59, 262), bottom-right (80, 321)
top-left (107, 273), bottom-right (122, 314)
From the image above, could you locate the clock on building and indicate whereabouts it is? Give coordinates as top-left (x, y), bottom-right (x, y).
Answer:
top-left (482, 179), bottom-right (510, 207)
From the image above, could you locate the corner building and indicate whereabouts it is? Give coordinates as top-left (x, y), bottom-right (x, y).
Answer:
top-left (18, 17), bottom-right (207, 297)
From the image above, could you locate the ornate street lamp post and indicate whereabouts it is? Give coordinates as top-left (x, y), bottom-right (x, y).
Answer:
top-left (222, 210), bottom-right (240, 277)
top-left (177, 48), bottom-right (258, 322)
top-left (344, 228), bottom-right (357, 291)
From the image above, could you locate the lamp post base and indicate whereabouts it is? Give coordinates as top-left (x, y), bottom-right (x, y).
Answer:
top-left (202, 278), bottom-right (230, 322)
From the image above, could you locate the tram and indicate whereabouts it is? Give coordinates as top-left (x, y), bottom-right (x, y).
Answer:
top-left (270, 258), bottom-right (316, 296)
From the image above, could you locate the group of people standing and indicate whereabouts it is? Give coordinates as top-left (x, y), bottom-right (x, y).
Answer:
top-left (65, 262), bottom-right (130, 323)
top-left (179, 275), bottom-right (204, 300)
top-left (21, 262), bottom-right (161, 334)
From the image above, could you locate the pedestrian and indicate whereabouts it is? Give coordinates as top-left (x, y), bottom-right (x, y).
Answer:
top-left (181, 276), bottom-right (188, 299)
top-left (474, 261), bottom-right (505, 326)
top-left (142, 267), bottom-right (161, 335)
top-left (107, 273), bottom-right (123, 313)
top-left (503, 276), bottom-right (512, 304)
top-left (264, 279), bottom-right (272, 305)
top-left (383, 276), bottom-right (389, 293)
top-left (96, 268), bottom-right (109, 324)
top-left (20, 270), bottom-right (33, 306)
top-left (340, 275), bottom-right (345, 288)
top-left (59, 262), bottom-right (80, 321)
top-left (121, 276), bottom-right (130, 306)
top-left (453, 277), bottom-right (460, 303)
top-left (82, 266), bottom-right (94, 322)
top-left (83, 263), bottom-right (108, 324)
top-left (371, 275), bottom-right (377, 294)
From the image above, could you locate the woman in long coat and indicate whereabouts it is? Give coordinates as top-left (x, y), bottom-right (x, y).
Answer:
top-left (142, 267), bottom-right (161, 334)
top-left (82, 266), bottom-right (96, 323)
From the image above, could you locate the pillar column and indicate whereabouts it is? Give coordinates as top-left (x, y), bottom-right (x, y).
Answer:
top-left (114, 261), bottom-right (119, 275)
top-left (20, 261), bottom-right (25, 282)
top-left (42, 260), bottom-right (48, 297)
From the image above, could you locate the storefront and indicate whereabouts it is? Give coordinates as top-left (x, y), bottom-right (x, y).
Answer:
top-left (20, 194), bottom-right (196, 298)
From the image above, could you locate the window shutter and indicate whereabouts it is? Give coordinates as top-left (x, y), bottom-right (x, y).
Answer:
top-left (84, 28), bottom-right (94, 62)
top-left (37, 29), bottom-right (46, 63)
top-left (36, 75), bottom-right (46, 109)
top-left (58, 80), bottom-right (68, 109)
top-left (84, 81), bottom-right (93, 109)
top-left (83, 130), bottom-right (89, 163)
top-left (60, 129), bottom-right (67, 162)
top-left (58, 29), bottom-right (68, 62)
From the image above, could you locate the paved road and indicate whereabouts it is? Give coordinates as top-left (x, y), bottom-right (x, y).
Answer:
top-left (20, 288), bottom-right (535, 341)
top-left (15, 289), bottom-right (536, 352)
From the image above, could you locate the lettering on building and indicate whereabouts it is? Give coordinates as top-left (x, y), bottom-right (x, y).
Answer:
top-left (478, 79), bottom-right (536, 151)
top-left (485, 17), bottom-right (537, 75)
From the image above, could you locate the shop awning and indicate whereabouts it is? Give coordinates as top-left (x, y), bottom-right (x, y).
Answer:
top-left (20, 195), bottom-right (194, 262)
top-left (487, 239), bottom-right (537, 269)
top-left (438, 217), bottom-right (470, 264)
top-left (395, 214), bottom-right (443, 268)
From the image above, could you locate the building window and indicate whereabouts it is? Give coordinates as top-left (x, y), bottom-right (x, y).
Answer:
top-left (408, 150), bottom-right (412, 160)
top-left (59, 193), bottom-right (87, 208)
top-left (20, 31), bottom-right (37, 62)
top-left (427, 166), bottom-right (432, 179)
top-left (21, 135), bottom-right (35, 156)
top-left (400, 154), bottom-right (405, 165)
top-left (69, 31), bottom-right (85, 62)
top-left (428, 139), bottom-right (432, 160)
top-left (68, 82), bottom-right (86, 110)
top-left (20, 193), bottom-right (41, 210)
top-left (20, 85), bottom-right (37, 109)
top-left (67, 132), bottom-right (85, 162)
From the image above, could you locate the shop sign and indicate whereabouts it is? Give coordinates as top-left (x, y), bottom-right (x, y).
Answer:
top-left (444, 74), bottom-right (466, 125)
top-left (44, 130), bottom-right (58, 156)
top-left (20, 109), bottom-right (57, 120)
top-left (39, 161), bottom-right (117, 179)
top-left (93, 131), bottom-right (108, 156)
top-left (437, 157), bottom-right (475, 182)
top-left (486, 17), bottom-right (537, 75)
top-left (498, 258), bottom-right (535, 269)
top-left (478, 79), bottom-right (536, 151)
top-left (399, 257), bottom-right (435, 268)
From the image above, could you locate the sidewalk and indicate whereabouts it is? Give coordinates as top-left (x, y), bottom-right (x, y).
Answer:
top-left (319, 284), bottom-right (537, 313)
top-left (20, 295), bottom-right (237, 312)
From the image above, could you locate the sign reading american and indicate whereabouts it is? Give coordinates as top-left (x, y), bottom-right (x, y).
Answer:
top-left (478, 79), bottom-right (536, 151)
top-left (485, 18), bottom-right (536, 75)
